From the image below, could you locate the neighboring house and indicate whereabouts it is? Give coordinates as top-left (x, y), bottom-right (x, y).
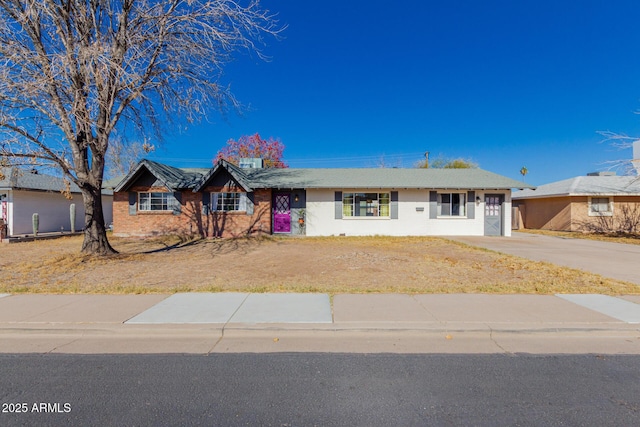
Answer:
top-left (113, 159), bottom-right (531, 238)
top-left (512, 172), bottom-right (640, 232)
top-left (0, 167), bottom-right (114, 238)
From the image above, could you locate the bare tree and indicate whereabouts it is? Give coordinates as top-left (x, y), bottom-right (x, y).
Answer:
top-left (0, 0), bottom-right (280, 254)
top-left (105, 138), bottom-right (155, 178)
top-left (597, 131), bottom-right (640, 176)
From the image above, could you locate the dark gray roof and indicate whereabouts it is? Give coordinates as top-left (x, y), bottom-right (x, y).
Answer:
top-left (0, 167), bottom-right (82, 192)
top-left (114, 159), bottom-right (209, 192)
top-left (513, 175), bottom-right (640, 199)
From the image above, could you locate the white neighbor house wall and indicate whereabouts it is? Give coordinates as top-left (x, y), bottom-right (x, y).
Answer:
top-left (305, 189), bottom-right (512, 237)
top-left (4, 190), bottom-right (113, 236)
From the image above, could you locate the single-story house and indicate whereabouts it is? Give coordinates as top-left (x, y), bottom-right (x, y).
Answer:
top-left (0, 167), bottom-right (114, 238)
top-left (113, 159), bottom-right (532, 238)
top-left (512, 172), bottom-right (640, 233)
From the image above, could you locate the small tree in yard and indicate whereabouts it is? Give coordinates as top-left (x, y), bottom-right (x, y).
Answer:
top-left (416, 156), bottom-right (478, 169)
top-left (215, 133), bottom-right (288, 168)
top-left (0, 0), bottom-right (280, 255)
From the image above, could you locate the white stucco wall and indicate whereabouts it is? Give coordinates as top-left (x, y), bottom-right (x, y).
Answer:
top-left (503, 196), bottom-right (512, 237)
top-left (7, 190), bottom-right (113, 236)
top-left (305, 189), bottom-right (512, 237)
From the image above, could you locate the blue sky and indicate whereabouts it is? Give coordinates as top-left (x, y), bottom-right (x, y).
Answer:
top-left (149, 0), bottom-right (640, 185)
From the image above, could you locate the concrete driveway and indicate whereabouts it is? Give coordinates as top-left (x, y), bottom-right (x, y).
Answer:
top-left (449, 232), bottom-right (640, 285)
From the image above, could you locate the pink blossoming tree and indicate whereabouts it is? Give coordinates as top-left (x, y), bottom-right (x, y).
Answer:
top-left (216, 133), bottom-right (288, 168)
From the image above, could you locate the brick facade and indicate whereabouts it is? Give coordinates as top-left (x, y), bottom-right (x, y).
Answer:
top-left (113, 188), bottom-right (272, 238)
top-left (202, 187), bottom-right (272, 238)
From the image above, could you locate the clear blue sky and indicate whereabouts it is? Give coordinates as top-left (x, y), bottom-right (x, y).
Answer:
top-left (149, 0), bottom-right (640, 185)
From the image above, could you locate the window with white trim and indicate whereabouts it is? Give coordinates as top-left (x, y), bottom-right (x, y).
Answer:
top-left (138, 192), bottom-right (178, 211)
top-left (342, 192), bottom-right (390, 217)
top-left (212, 192), bottom-right (246, 212)
top-left (589, 197), bottom-right (612, 216)
top-left (438, 192), bottom-right (466, 217)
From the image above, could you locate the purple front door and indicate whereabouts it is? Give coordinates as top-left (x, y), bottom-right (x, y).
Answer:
top-left (273, 193), bottom-right (291, 233)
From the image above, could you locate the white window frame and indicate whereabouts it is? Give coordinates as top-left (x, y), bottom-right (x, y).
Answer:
top-left (588, 197), bottom-right (613, 216)
top-left (212, 192), bottom-right (247, 212)
top-left (342, 192), bottom-right (390, 218)
top-left (138, 192), bottom-right (178, 212)
top-left (437, 192), bottom-right (466, 217)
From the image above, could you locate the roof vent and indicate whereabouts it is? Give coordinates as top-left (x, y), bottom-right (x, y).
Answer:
top-left (587, 171), bottom-right (616, 177)
top-left (238, 158), bottom-right (263, 169)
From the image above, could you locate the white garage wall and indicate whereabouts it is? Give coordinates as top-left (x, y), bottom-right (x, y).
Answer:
top-left (10, 190), bottom-right (113, 236)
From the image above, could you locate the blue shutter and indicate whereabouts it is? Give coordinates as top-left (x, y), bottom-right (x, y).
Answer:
top-left (245, 192), bottom-right (255, 215)
top-left (467, 191), bottom-right (475, 219)
top-left (172, 192), bottom-right (182, 215)
top-left (202, 192), bottom-right (210, 216)
top-left (211, 193), bottom-right (219, 211)
top-left (128, 192), bottom-right (137, 215)
top-left (335, 192), bottom-right (342, 219)
top-left (239, 193), bottom-right (247, 212)
top-left (429, 191), bottom-right (438, 219)
top-left (390, 191), bottom-right (398, 219)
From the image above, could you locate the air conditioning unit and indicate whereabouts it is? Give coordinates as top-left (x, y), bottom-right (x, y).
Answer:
top-left (238, 158), bottom-right (263, 169)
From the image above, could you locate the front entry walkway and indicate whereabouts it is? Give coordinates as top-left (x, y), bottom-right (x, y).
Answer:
top-left (126, 293), bottom-right (332, 324)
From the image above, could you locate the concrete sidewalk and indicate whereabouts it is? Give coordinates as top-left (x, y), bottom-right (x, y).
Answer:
top-left (0, 293), bottom-right (639, 354)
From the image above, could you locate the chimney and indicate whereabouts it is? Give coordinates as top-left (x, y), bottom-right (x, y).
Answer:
top-left (633, 140), bottom-right (640, 175)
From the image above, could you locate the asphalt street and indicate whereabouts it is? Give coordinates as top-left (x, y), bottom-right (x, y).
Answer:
top-left (1, 353), bottom-right (639, 426)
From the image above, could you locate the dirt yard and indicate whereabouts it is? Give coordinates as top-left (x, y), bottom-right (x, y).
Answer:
top-left (0, 234), bottom-right (637, 295)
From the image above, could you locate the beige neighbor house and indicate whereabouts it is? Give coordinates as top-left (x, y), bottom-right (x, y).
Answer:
top-left (512, 172), bottom-right (640, 233)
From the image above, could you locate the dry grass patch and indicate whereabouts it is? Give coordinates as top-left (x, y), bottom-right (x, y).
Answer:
top-left (518, 229), bottom-right (640, 245)
top-left (0, 235), bottom-right (637, 295)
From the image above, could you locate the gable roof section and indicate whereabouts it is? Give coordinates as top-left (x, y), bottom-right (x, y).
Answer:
top-left (114, 159), bottom-right (208, 192)
top-left (0, 167), bottom-right (82, 193)
top-left (194, 159), bottom-right (255, 192)
top-left (513, 176), bottom-right (640, 199)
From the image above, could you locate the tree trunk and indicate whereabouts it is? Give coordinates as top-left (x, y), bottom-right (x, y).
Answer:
top-left (80, 185), bottom-right (117, 255)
